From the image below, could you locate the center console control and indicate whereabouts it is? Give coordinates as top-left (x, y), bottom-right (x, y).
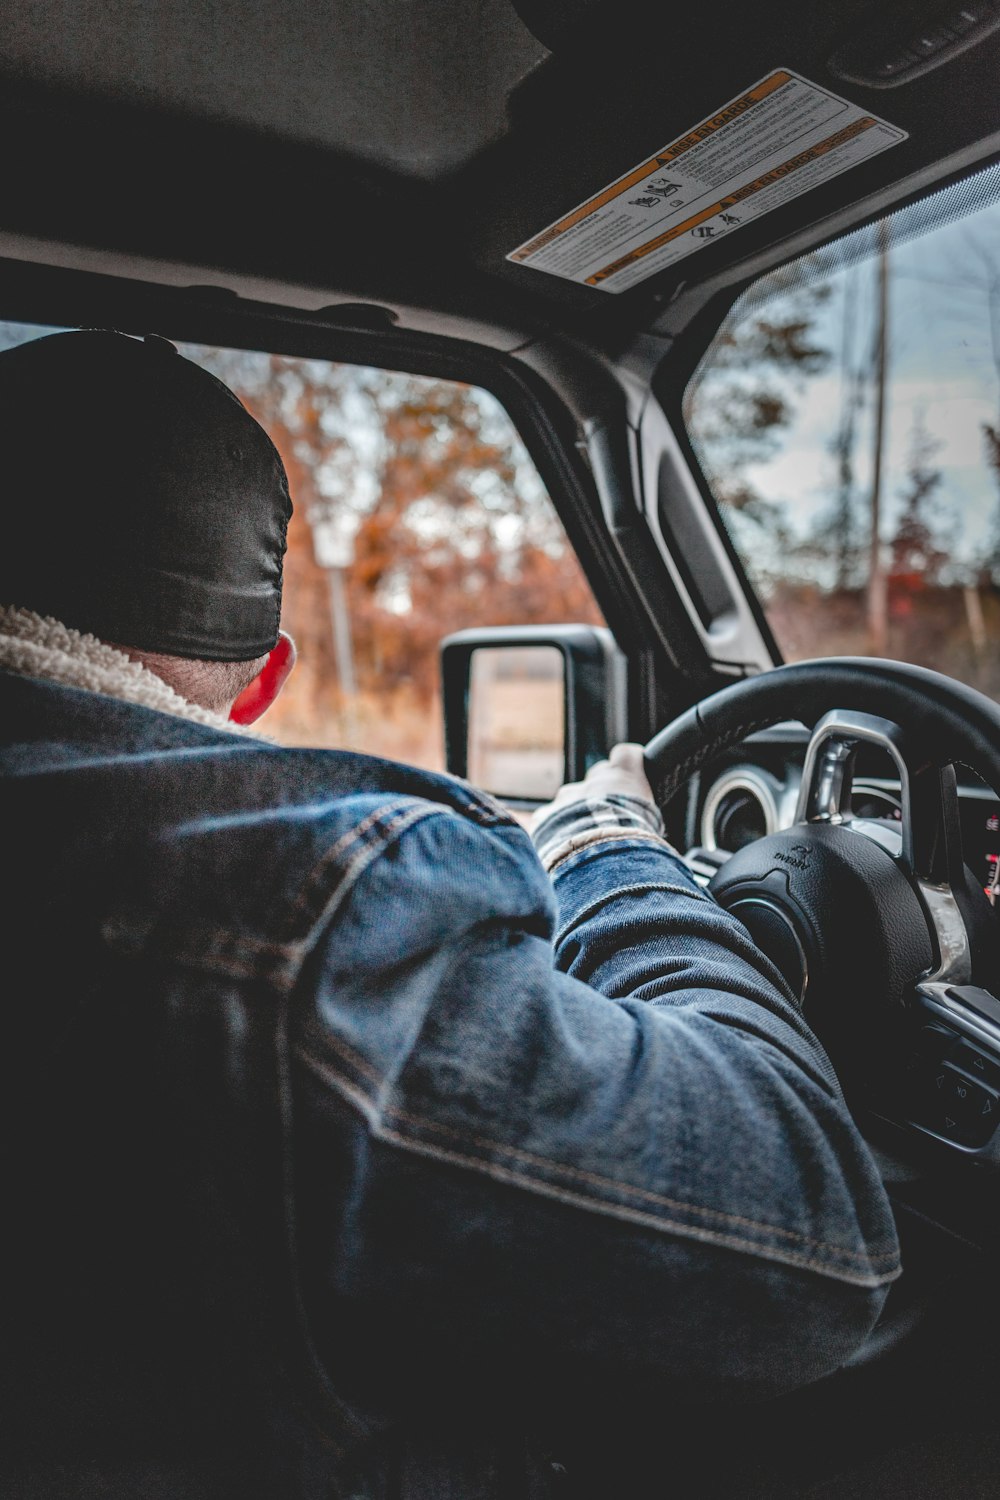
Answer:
top-left (902, 984), bottom-right (1000, 1158)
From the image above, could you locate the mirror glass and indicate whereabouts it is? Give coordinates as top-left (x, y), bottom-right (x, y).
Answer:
top-left (468, 646), bottom-right (565, 800)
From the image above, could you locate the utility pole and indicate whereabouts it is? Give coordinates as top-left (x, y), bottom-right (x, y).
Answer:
top-left (326, 562), bottom-right (357, 699)
top-left (310, 512), bottom-right (358, 710)
top-left (867, 219), bottom-right (890, 657)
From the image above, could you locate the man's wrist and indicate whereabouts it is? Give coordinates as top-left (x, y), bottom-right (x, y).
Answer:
top-left (531, 792), bottom-right (670, 874)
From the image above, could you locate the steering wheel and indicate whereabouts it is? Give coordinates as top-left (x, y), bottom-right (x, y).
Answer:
top-left (644, 657), bottom-right (1000, 1161)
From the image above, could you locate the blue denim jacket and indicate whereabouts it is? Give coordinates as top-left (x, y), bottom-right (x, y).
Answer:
top-left (1, 672), bottom-right (899, 1494)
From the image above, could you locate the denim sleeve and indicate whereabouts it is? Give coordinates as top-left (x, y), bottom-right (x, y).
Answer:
top-left (287, 799), bottom-right (900, 1407)
top-left (539, 795), bottom-right (808, 1015)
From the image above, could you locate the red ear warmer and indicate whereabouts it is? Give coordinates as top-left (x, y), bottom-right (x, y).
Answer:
top-left (229, 633), bottom-right (295, 724)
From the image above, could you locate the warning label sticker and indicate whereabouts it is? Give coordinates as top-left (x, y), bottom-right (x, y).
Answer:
top-left (508, 70), bottom-right (907, 293)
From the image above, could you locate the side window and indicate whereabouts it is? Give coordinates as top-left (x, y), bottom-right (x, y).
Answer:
top-left (684, 165), bottom-right (1000, 702)
top-left (0, 323), bottom-right (602, 767)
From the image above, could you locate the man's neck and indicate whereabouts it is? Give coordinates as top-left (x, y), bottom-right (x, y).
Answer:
top-left (0, 605), bottom-right (253, 735)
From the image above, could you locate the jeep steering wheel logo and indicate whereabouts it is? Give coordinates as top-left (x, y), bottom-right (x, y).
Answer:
top-left (776, 843), bottom-right (813, 871)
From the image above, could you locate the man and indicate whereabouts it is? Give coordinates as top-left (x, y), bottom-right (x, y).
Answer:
top-left (0, 330), bottom-right (898, 1498)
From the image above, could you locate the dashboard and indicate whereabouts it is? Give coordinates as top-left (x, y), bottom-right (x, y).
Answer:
top-left (684, 725), bottom-right (1000, 900)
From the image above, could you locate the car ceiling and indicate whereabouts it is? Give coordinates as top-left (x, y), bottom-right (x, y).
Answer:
top-left (2, 0), bottom-right (550, 177)
top-left (1, 0), bottom-right (999, 365)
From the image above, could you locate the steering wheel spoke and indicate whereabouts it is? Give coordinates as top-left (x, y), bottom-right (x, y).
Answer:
top-left (796, 709), bottom-right (971, 986)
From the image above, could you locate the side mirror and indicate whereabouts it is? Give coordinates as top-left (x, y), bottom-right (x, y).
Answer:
top-left (440, 625), bottom-right (627, 803)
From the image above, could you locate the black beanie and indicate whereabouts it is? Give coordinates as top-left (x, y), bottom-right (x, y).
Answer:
top-left (0, 329), bottom-right (292, 661)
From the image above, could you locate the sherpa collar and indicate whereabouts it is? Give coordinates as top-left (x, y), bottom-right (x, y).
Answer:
top-left (0, 604), bottom-right (254, 735)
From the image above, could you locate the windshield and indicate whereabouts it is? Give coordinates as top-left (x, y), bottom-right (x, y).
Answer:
top-left (685, 162), bottom-right (1000, 701)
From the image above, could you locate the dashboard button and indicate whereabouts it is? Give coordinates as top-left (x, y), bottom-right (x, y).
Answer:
top-left (934, 1066), bottom-right (980, 1112)
top-left (924, 1065), bottom-right (998, 1145)
top-left (909, 26), bottom-right (956, 55)
top-left (901, 1025), bottom-right (952, 1087)
top-left (949, 1042), bottom-right (1000, 1092)
top-left (948, 2), bottom-right (990, 31)
top-left (871, 47), bottom-right (919, 76)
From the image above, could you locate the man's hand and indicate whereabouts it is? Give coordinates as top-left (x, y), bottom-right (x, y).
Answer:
top-left (529, 743), bottom-right (669, 872)
top-left (529, 743), bottom-right (657, 835)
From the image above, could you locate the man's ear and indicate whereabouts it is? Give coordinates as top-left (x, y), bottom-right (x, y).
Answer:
top-left (229, 630), bottom-right (297, 725)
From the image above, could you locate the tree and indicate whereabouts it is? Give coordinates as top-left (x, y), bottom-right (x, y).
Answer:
top-left (889, 412), bottom-right (948, 594)
top-left (347, 377), bottom-right (601, 697)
